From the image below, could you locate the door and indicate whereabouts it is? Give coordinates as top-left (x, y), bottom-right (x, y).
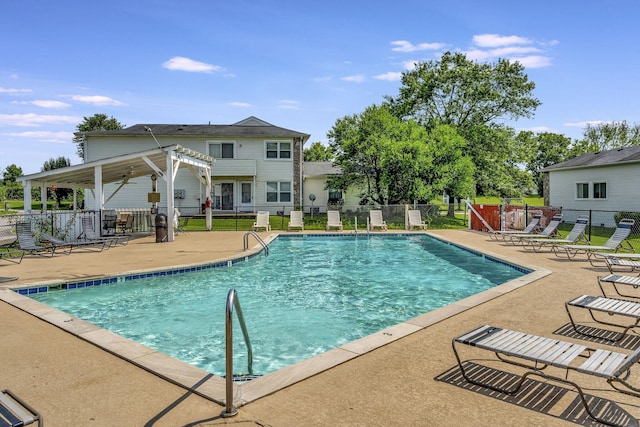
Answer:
top-left (239, 181), bottom-right (253, 210)
top-left (221, 183), bottom-right (234, 210)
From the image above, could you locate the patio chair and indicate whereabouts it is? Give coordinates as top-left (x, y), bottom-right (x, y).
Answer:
top-left (116, 211), bottom-right (132, 234)
top-left (287, 211), bottom-right (304, 231)
top-left (597, 274), bottom-right (640, 300)
top-left (0, 389), bottom-right (42, 427)
top-left (78, 217), bottom-right (128, 247)
top-left (368, 210), bottom-right (387, 231)
top-left (326, 210), bottom-right (343, 231)
top-left (565, 294), bottom-right (640, 342)
top-left (102, 214), bottom-right (117, 236)
top-left (407, 210), bottom-right (427, 230)
top-left (488, 213), bottom-right (541, 241)
top-left (453, 324), bottom-right (640, 427)
top-left (15, 222), bottom-right (56, 257)
top-left (551, 218), bottom-right (635, 263)
top-left (40, 232), bottom-right (106, 254)
top-left (252, 211), bottom-right (271, 232)
top-left (520, 216), bottom-right (589, 251)
top-left (503, 214), bottom-right (562, 244)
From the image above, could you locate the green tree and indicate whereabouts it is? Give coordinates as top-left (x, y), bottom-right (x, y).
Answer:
top-left (519, 131), bottom-right (573, 196)
top-left (385, 51), bottom-right (541, 197)
top-left (42, 157), bottom-right (72, 207)
top-left (2, 164), bottom-right (23, 184)
top-left (303, 141), bottom-right (334, 161)
top-left (327, 104), bottom-right (474, 206)
top-left (580, 121), bottom-right (640, 150)
top-left (73, 113), bottom-right (124, 160)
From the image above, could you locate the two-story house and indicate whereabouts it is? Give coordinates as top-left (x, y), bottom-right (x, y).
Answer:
top-left (80, 116), bottom-right (309, 215)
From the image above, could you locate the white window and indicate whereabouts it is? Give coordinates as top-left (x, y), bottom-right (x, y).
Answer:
top-left (593, 182), bottom-right (607, 199)
top-left (576, 182), bottom-right (589, 199)
top-left (265, 141), bottom-right (291, 159)
top-left (266, 181), bottom-right (291, 202)
top-left (208, 141), bottom-right (234, 159)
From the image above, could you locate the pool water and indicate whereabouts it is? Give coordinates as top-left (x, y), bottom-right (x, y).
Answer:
top-left (31, 235), bottom-right (526, 376)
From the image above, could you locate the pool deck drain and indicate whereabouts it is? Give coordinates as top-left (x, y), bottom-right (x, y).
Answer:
top-left (1, 229), bottom-right (637, 426)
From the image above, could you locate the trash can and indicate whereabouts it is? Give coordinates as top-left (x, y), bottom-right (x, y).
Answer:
top-left (155, 213), bottom-right (168, 242)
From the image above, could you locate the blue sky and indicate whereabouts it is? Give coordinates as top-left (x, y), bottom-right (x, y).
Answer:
top-left (2, 0), bottom-right (640, 174)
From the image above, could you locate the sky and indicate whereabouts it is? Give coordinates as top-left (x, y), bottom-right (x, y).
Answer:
top-left (2, 0), bottom-right (640, 175)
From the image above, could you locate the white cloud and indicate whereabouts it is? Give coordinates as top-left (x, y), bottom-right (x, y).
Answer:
top-left (373, 72), bottom-right (403, 81)
top-left (162, 56), bottom-right (222, 73)
top-left (564, 120), bottom-right (608, 128)
top-left (0, 87), bottom-right (32, 94)
top-left (71, 95), bottom-right (125, 106)
top-left (402, 60), bottom-right (420, 70)
top-left (0, 113), bottom-right (81, 127)
top-left (278, 100), bottom-right (300, 110)
top-left (391, 40), bottom-right (445, 52)
top-left (510, 55), bottom-right (553, 68)
top-left (3, 130), bottom-right (73, 142)
top-left (340, 74), bottom-right (365, 83)
top-left (27, 100), bottom-right (72, 109)
top-left (229, 102), bottom-right (251, 107)
top-left (473, 34), bottom-right (531, 47)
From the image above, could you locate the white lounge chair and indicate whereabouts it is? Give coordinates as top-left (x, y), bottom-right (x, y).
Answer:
top-left (369, 210), bottom-right (387, 231)
top-left (252, 211), bottom-right (271, 232)
top-left (551, 218), bottom-right (635, 263)
top-left (453, 324), bottom-right (640, 426)
top-left (0, 389), bottom-right (42, 427)
top-left (488, 213), bottom-right (541, 241)
top-left (598, 274), bottom-right (640, 300)
top-left (407, 210), bottom-right (427, 230)
top-left (326, 210), bottom-right (343, 231)
top-left (288, 211), bottom-right (304, 231)
top-left (503, 214), bottom-right (562, 244)
top-left (520, 216), bottom-right (589, 251)
top-left (566, 294), bottom-right (640, 342)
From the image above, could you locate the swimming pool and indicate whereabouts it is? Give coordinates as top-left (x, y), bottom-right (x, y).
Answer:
top-left (29, 234), bottom-right (527, 377)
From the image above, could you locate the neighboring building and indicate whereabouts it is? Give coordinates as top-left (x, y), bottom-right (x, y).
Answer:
top-left (80, 117), bottom-right (309, 215)
top-left (542, 146), bottom-right (640, 217)
top-left (302, 162), bottom-right (364, 213)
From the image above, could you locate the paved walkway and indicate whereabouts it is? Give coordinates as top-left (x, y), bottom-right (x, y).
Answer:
top-left (1, 230), bottom-right (639, 426)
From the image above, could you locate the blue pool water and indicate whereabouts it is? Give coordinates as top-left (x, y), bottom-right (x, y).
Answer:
top-left (30, 234), bottom-right (526, 376)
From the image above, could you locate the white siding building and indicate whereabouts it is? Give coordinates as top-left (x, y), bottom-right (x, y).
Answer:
top-left (542, 146), bottom-right (640, 224)
top-left (80, 117), bottom-right (309, 215)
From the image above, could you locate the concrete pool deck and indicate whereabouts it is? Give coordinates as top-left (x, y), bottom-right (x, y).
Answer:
top-left (1, 229), bottom-right (639, 426)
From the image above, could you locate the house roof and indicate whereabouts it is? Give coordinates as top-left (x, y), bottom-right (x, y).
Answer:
top-left (542, 146), bottom-right (640, 172)
top-left (303, 162), bottom-right (341, 177)
top-left (75, 116), bottom-right (310, 142)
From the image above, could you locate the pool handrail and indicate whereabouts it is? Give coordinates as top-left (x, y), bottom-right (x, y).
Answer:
top-left (222, 288), bottom-right (254, 418)
top-left (243, 231), bottom-right (269, 256)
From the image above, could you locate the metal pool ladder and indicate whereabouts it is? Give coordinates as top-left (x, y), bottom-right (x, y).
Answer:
top-left (243, 231), bottom-right (269, 256)
top-left (221, 289), bottom-right (254, 418)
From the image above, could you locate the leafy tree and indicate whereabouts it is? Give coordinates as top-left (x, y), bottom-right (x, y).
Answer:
top-left (327, 104), bottom-right (475, 206)
top-left (73, 113), bottom-right (124, 160)
top-left (580, 121), bottom-right (640, 150)
top-left (42, 157), bottom-right (72, 207)
top-left (2, 164), bottom-right (23, 184)
top-left (519, 131), bottom-right (573, 196)
top-left (385, 51), bottom-right (541, 197)
top-left (303, 141), bottom-right (334, 161)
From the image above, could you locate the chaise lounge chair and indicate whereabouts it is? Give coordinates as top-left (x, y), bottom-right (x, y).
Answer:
top-left (0, 389), bottom-right (42, 427)
top-left (78, 217), bottom-right (128, 248)
top-left (453, 324), bottom-right (640, 427)
top-left (40, 232), bottom-right (107, 254)
top-left (326, 210), bottom-right (343, 231)
top-left (252, 211), bottom-right (271, 232)
top-left (551, 218), bottom-right (635, 263)
top-left (287, 211), bottom-right (304, 231)
top-left (520, 216), bottom-right (589, 251)
top-left (597, 274), bottom-right (640, 300)
top-left (503, 214), bottom-right (562, 244)
top-left (565, 294), bottom-right (640, 342)
top-left (407, 210), bottom-right (427, 231)
top-left (488, 213), bottom-right (541, 241)
top-left (368, 210), bottom-right (387, 231)
top-left (15, 222), bottom-right (56, 257)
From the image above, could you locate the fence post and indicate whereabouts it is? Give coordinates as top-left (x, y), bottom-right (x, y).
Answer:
top-left (588, 210), bottom-right (592, 242)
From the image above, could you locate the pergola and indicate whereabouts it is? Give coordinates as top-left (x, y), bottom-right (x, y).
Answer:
top-left (17, 145), bottom-right (213, 242)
